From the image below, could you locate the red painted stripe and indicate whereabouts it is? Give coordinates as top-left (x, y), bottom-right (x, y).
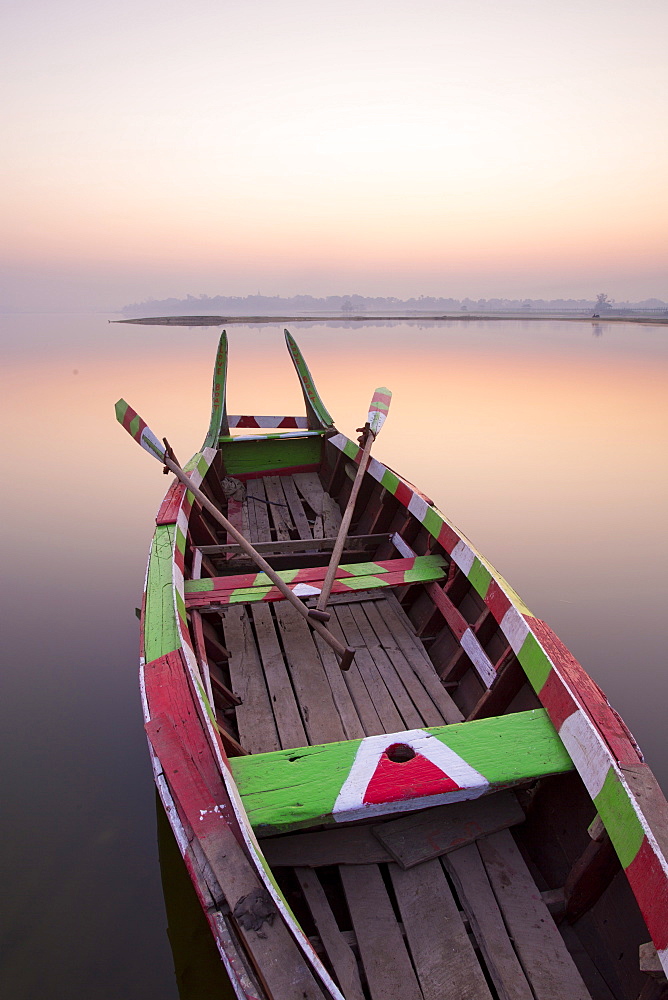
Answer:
top-left (174, 543), bottom-right (186, 576)
top-left (526, 617), bottom-right (642, 767)
top-left (424, 582), bottom-right (468, 641)
top-left (277, 417), bottom-right (299, 428)
top-left (484, 579), bottom-right (512, 623)
top-left (538, 666), bottom-right (578, 732)
top-left (236, 416), bottom-right (260, 427)
top-left (144, 650), bottom-right (241, 837)
top-left (122, 403), bottom-right (137, 433)
top-left (394, 481), bottom-right (413, 507)
top-left (371, 391), bottom-right (392, 408)
top-left (437, 521), bottom-right (460, 554)
top-left (625, 837), bottom-right (668, 950)
top-left (157, 480), bottom-right (187, 525)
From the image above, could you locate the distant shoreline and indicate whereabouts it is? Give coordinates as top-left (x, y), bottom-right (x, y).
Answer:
top-left (114, 313), bottom-right (668, 326)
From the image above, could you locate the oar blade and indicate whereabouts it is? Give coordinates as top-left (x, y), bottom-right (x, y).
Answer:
top-left (368, 387), bottom-right (392, 436)
top-left (115, 398), bottom-right (166, 463)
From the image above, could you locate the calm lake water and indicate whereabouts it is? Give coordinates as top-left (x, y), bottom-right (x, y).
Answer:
top-left (1, 314), bottom-right (667, 998)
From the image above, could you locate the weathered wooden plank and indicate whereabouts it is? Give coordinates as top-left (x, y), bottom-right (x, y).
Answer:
top-left (263, 475), bottom-right (293, 540)
top-left (564, 829), bottom-right (620, 922)
top-left (322, 492), bottom-right (342, 536)
top-left (295, 868), bottom-right (365, 1000)
top-left (374, 597), bottom-right (464, 723)
top-left (281, 475), bottom-right (314, 539)
top-left (245, 476), bottom-right (271, 543)
top-left (293, 471), bottom-right (325, 513)
top-left (348, 603), bottom-right (424, 729)
top-left (261, 825), bottom-right (392, 867)
top-left (229, 710), bottom-right (573, 835)
top-left (339, 864), bottom-right (423, 1000)
top-left (145, 713), bottom-right (325, 1000)
top-left (313, 611), bottom-right (383, 736)
top-left (222, 606), bottom-right (280, 755)
top-left (374, 791), bottom-right (525, 869)
top-left (274, 602), bottom-right (347, 745)
top-left (335, 604), bottom-right (405, 733)
top-left (312, 632), bottom-right (366, 740)
top-left (477, 829), bottom-right (592, 1000)
top-left (362, 600), bottom-right (447, 727)
top-left (250, 603), bottom-right (307, 750)
top-left (390, 859), bottom-right (493, 1000)
top-left (444, 842), bottom-right (534, 1000)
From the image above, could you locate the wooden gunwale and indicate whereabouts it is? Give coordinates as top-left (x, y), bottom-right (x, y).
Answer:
top-left (138, 330), bottom-right (668, 997)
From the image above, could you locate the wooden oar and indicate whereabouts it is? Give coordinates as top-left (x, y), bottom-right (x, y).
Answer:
top-left (309, 387), bottom-right (392, 623)
top-left (115, 399), bottom-right (355, 670)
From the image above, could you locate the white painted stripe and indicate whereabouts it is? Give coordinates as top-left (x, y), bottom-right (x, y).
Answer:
top-left (451, 539), bottom-right (476, 575)
top-left (139, 426), bottom-right (166, 462)
top-left (558, 710), bottom-right (612, 800)
top-left (191, 548), bottom-right (203, 580)
top-left (292, 583), bottom-right (322, 597)
top-left (173, 564), bottom-right (185, 598)
top-left (176, 507), bottom-right (190, 538)
top-left (333, 730), bottom-right (489, 823)
top-left (501, 606), bottom-right (530, 653)
top-left (227, 415), bottom-right (308, 428)
top-left (367, 457), bottom-right (385, 482)
top-left (657, 947), bottom-right (668, 978)
top-left (391, 532), bottom-right (416, 558)
top-left (407, 492), bottom-right (429, 522)
top-left (460, 628), bottom-right (497, 687)
top-left (327, 432), bottom-right (348, 451)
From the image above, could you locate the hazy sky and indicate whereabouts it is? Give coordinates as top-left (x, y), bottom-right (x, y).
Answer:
top-left (2, 0), bottom-right (667, 310)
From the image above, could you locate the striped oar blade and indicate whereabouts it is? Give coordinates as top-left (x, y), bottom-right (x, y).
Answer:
top-left (368, 387), bottom-right (392, 436)
top-left (115, 399), bottom-right (166, 463)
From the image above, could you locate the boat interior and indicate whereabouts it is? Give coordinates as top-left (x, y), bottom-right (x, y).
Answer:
top-left (178, 438), bottom-right (661, 1000)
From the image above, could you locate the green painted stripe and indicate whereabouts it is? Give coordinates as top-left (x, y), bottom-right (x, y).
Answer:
top-left (144, 524), bottom-right (180, 662)
top-left (229, 586), bottom-right (274, 603)
top-left (115, 399), bottom-right (129, 424)
top-left (517, 633), bottom-right (553, 692)
top-left (253, 568), bottom-right (299, 586)
top-left (340, 576), bottom-right (389, 591)
top-left (175, 589), bottom-right (188, 625)
top-left (344, 560), bottom-right (389, 576)
top-left (422, 505), bottom-right (444, 539)
top-left (594, 768), bottom-right (645, 869)
top-left (343, 439), bottom-right (359, 460)
top-left (381, 468), bottom-right (400, 494)
top-left (221, 436), bottom-right (322, 475)
top-left (175, 526), bottom-right (187, 556)
top-left (229, 709), bottom-right (572, 835)
top-left (129, 413), bottom-right (141, 439)
top-left (468, 558), bottom-right (492, 598)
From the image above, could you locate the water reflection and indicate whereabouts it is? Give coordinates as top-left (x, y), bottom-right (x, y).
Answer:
top-left (1, 313), bottom-right (666, 998)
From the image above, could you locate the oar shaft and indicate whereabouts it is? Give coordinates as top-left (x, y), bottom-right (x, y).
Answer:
top-left (164, 457), bottom-right (354, 667)
top-left (316, 431), bottom-right (375, 612)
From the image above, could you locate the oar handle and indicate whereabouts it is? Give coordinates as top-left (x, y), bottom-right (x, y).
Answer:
top-left (163, 457), bottom-right (355, 669)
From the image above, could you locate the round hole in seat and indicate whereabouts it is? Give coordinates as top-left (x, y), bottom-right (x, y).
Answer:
top-left (385, 743), bottom-right (416, 763)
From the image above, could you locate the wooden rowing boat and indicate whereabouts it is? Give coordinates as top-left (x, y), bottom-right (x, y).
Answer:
top-left (118, 330), bottom-right (668, 1000)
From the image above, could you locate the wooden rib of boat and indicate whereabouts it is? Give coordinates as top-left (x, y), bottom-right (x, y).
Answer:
top-left (122, 330), bottom-right (668, 1000)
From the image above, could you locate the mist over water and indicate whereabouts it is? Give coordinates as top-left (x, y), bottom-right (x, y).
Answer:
top-left (1, 314), bottom-right (667, 998)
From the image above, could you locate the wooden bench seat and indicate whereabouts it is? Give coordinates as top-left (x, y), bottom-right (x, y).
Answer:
top-left (184, 554), bottom-right (447, 608)
top-left (229, 709), bottom-right (573, 836)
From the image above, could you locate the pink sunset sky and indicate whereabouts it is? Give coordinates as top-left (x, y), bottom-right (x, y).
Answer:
top-left (2, 0), bottom-right (666, 311)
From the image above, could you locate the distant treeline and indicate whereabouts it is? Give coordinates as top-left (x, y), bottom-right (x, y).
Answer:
top-left (121, 293), bottom-right (667, 317)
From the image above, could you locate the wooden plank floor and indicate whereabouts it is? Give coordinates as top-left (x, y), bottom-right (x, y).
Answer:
top-left (219, 473), bottom-right (593, 1000)
top-left (220, 473), bottom-right (459, 752)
